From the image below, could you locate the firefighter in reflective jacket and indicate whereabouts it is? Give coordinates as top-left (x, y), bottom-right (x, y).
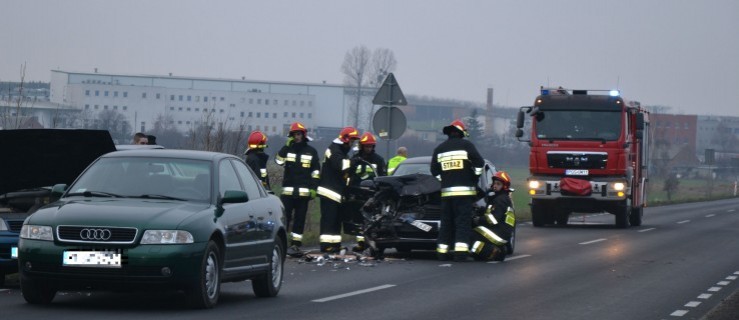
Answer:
top-left (275, 122), bottom-right (320, 255)
top-left (348, 132), bottom-right (386, 252)
top-left (430, 119), bottom-right (485, 262)
top-left (471, 171), bottom-right (515, 262)
top-left (317, 127), bottom-right (360, 253)
top-left (244, 130), bottom-right (270, 189)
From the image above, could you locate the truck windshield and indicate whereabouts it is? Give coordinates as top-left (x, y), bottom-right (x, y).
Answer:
top-left (534, 110), bottom-right (622, 141)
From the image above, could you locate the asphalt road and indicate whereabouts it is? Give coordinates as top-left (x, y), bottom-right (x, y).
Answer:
top-left (1, 198), bottom-right (738, 319)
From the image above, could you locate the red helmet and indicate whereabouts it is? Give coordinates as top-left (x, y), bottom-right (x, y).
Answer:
top-left (338, 127), bottom-right (360, 143)
top-left (359, 132), bottom-right (377, 146)
top-left (288, 122), bottom-right (307, 136)
top-left (245, 130), bottom-right (267, 154)
top-left (443, 119), bottom-right (469, 137)
top-left (492, 171), bottom-right (511, 190)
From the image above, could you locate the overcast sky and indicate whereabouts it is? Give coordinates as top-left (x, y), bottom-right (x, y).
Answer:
top-left (3, 1), bottom-right (738, 116)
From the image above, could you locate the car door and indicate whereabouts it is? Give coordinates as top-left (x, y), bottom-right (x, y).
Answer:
top-left (231, 159), bottom-right (275, 256)
top-left (218, 159), bottom-right (260, 269)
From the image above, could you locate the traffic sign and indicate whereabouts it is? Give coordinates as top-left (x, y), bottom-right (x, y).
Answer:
top-left (373, 106), bottom-right (406, 140)
top-left (373, 73), bottom-right (407, 106)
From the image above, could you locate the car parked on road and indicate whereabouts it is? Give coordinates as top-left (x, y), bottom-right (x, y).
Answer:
top-left (358, 156), bottom-right (515, 257)
top-left (18, 149), bottom-right (287, 308)
top-left (1, 129), bottom-right (116, 287)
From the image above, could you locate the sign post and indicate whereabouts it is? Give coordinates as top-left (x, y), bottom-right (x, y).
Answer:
top-left (372, 73), bottom-right (407, 160)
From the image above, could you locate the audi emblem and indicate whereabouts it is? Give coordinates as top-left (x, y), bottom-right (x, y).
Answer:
top-left (80, 228), bottom-right (112, 241)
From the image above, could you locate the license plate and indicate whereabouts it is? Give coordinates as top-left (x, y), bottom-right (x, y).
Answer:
top-left (11, 247), bottom-right (18, 259)
top-left (565, 169), bottom-right (589, 176)
top-left (410, 220), bottom-right (433, 232)
top-left (63, 250), bottom-right (122, 268)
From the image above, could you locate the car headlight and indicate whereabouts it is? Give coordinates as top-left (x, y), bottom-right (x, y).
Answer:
top-left (612, 182), bottom-right (626, 191)
top-left (528, 180), bottom-right (540, 189)
top-left (20, 225), bottom-right (54, 241)
top-left (141, 230), bottom-right (194, 244)
top-left (0, 218), bottom-right (8, 231)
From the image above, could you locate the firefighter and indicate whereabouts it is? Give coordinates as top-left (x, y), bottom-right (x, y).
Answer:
top-left (471, 171), bottom-right (515, 262)
top-left (348, 132), bottom-right (386, 252)
top-left (387, 146), bottom-right (408, 175)
top-left (430, 119), bottom-right (485, 262)
top-left (317, 126), bottom-right (360, 253)
top-left (244, 130), bottom-right (270, 189)
top-left (275, 122), bottom-right (320, 256)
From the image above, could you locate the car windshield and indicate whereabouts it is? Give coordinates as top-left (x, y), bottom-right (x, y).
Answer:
top-left (393, 162), bottom-right (431, 176)
top-left (534, 110), bottom-right (622, 141)
top-left (67, 157), bottom-right (212, 202)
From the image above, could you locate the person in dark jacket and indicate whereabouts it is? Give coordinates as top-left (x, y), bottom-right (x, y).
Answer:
top-left (430, 119), bottom-right (485, 262)
top-left (471, 171), bottom-right (515, 262)
top-left (275, 122), bottom-right (320, 255)
top-left (244, 130), bottom-right (270, 189)
top-left (317, 126), bottom-right (360, 253)
top-left (347, 132), bottom-right (386, 252)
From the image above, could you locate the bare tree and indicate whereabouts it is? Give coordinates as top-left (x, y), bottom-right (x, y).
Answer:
top-left (93, 110), bottom-right (131, 143)
top-left (368, 48), bottom-right (396, 87)
top-left (341, 46), bottom-right (371, 128)
top-left (341, 46), bottom-right (398, 130)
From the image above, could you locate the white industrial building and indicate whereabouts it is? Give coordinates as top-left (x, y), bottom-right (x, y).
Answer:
top-left (50, 70), bottom-right (376, 136)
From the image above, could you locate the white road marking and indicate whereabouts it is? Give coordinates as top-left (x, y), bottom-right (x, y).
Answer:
top-left (670, 310), bottom-right (688, 316)
top-left (734, 271), bottom-right (739, 275)
top-left (708, 287), bottom-right (722, 292)
top-left (487, 254), bottom-right (531, 264)
top-left (705, 214), bottom-right (715, 218)
top-left (728, 209), bottom-right (735, 212)
top-left (677, 220), bottom-right (690, 224)
top-left (638, 228), bottom-right (655, 232)
top-left (313, 284), bottom-right (396, 302)
top-left (717, 281), bottom-right (730, 286)
top-left (579, 238), bottom-right (607, 245)
top-left (684, 301), bottom-right (701, 307)
top-left (698, 293), bottom-right (712, 299)
top-left (727, 276), bottom-right (737, 280)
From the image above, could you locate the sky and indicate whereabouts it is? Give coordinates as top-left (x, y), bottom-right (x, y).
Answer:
top-left (2, 0), bottom-right (738, 116)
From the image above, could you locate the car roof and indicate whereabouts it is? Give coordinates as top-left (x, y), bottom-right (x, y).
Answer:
top-left (0, 129), bottom-right (116, 195)
top-left (103, 148), bottom-right (237, 161)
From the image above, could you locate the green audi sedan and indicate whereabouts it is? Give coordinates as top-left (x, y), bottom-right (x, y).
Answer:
top-left (18, 149), bottom-right (286, 308)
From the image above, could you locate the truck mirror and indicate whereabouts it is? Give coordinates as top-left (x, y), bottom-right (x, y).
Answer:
top-left (516, 110), bottom-right (525, 129)
top-left (515, 129), bottom-right (524, 138)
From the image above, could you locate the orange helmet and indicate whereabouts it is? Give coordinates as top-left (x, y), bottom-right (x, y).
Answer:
top-left (359, 132), bottom-right (377, 146)
top-left (443, 119), bottom-right (469, 137)
top-left (245, 130), bottom-right (267, 154)
top-left (338, 127), bottom-right (360, 143)
top-left (492, 171), bottom-right (511, 191)
top-left (288, 122), bottom-right (307, 136)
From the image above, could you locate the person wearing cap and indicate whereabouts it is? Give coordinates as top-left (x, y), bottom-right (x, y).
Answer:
top-left (244, 130), bottom-right (270, 189)
top-left (387, 146), bottom-right (408, 175)
top-left (274, 122), bottom-right (320, 256)
top-left (317, 126), bottom-right (360, 253)
top-left (430, 119), bottom-right (485, 262)
top-left (471, 171), bottom-right (515, 262)
top-left (347, 131), bottom-right (386, 252)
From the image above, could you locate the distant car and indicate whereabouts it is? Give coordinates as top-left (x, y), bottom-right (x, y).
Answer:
top-left (0, 129), bottom-right (116, 287)
top-left (360, 156), bottom-right (515, 256)
top-left (18, 149), bottom-right (287, 308)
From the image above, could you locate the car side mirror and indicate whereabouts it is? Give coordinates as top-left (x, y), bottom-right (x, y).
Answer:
top-left (220, 190), bottom-right (249, 205)
top-left (51, 184), bottom-right (67, 198)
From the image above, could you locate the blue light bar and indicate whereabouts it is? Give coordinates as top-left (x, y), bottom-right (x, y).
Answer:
top-left (541, 89), bottom-right (550, 95)
top-left (609, 90), bottom-right (620, 97)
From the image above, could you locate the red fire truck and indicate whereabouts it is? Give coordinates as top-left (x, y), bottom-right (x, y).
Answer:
top-left (515, 87), bottom-right (650, 228)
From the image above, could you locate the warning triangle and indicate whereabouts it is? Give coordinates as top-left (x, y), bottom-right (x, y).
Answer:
top-left (372, 73), bottom-right (407, 106)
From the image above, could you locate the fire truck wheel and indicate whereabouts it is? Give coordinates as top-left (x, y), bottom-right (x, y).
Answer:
top-left (531, 200), bottom-right (547, 227)
top-left (555, 210), bottom-right (569, 226)
top-left (615, 206), bottom-right (631, 228)
top-left (629, 207), bottom-right (643, 226)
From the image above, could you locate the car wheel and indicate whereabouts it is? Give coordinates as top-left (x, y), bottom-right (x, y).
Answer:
top-left (506, 225), bottom-right (516, 255)
top-left (252, 239), bottom-right (284, 297)
top-left (20, 274), bottom-right (57, 304)
top-left (186, 241), bottom-right (221, 309)
top-left (0, 272), bottom-right (5, 287)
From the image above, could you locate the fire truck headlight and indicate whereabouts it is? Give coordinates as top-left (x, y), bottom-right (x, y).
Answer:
top-left (528, 180), bottom-right (540, 189)
top-left (612, 182), bottom-right (625, 191)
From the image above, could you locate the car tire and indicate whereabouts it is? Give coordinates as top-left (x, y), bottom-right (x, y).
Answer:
top-left (252, 239), bottom-right (284, 298)
top-left (0, 272), bottom-right (5, 287)
top-left (20, 274), bottom-right (57, 304)
top-left (186, 241), bottom-right (221, 309)
top-left (506, 224), bottom-right (516, 255)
